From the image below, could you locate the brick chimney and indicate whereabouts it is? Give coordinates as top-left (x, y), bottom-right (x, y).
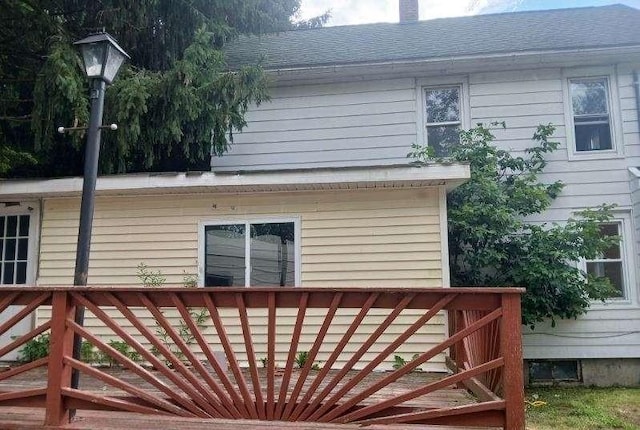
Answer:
top-left (399, 0), bottom-right (419, 23)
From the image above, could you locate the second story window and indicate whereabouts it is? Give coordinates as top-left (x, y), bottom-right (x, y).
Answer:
top-left (424, 86), bottom-right (461, 157)
top-left (570, 78), bottom-right (612, 152)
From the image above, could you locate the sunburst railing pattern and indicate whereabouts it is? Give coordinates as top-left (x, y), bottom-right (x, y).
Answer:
top-left (0, 287), bottom-right (524, 429)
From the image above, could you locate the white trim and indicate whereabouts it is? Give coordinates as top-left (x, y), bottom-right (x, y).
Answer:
top-left (438, 186), bottom-right (451, 288)
top-left (198, 216), bottom-right (301, 288)
top-left (562, 66), bottom-right (625, 161)
top-left (0, 165), bottom-right (470, 199)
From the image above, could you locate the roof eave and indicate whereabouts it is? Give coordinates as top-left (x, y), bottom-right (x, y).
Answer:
top-left (262, 45), bottom-right (640, 82)
top-left (0, 164), bottom-right (470, 200)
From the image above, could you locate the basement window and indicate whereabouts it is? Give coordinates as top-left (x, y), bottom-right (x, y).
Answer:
top-left (529, 360), bottom-right (581, 383)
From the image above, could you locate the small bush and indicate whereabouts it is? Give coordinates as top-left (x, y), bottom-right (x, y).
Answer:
top-left (18, 333), bottom-right (50, 362)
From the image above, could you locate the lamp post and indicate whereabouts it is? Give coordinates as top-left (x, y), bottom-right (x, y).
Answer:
top-left (69, 32), bottom-right (129, 395)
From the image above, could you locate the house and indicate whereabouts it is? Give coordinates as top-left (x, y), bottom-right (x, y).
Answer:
top-left (0, 1), bottom-right (638, 385)
top-left (215, 1), bottom-right (640, 385)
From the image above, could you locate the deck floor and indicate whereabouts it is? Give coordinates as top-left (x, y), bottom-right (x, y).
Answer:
top-left (0, 365), bottom-right (498, 429)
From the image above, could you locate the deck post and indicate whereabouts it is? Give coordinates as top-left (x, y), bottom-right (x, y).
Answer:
top-left (499, 292), bottom-right (525, 430)
top-left (45, 291), bottom-right (76, 426)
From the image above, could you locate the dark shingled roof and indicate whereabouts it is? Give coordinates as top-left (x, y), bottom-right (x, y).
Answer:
top-left (225, 4), bottom-right (640, 69)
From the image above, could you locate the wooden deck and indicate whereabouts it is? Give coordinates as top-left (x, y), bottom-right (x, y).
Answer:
top-left (0, 408), bottom-right (498, 430)
top-left (0, 287), bottom-right (525, 429)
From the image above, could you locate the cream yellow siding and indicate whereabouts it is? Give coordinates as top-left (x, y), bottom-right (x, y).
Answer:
top-left (37, 187), bottom-right (446, 370)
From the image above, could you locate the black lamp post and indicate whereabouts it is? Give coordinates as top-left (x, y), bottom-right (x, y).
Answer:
top-left (69, 32), bottom-right (129, 396)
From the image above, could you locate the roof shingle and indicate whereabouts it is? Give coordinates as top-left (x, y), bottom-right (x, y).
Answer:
top-left (225, 4), bottom-right (640, 69)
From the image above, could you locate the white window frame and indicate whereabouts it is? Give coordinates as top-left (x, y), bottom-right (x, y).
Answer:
top-left (583, 213), bottom-right (636, 306)
top-left (563, 66), bottom-right (624, 161)
top-left (416, 76), bottom-right (470, 153)
top-left (0, 201), bottom-right (40, 286)
top-left (198, 216), bottom-right (301, 287)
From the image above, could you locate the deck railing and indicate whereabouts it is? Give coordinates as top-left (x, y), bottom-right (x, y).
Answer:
top-left (0, 287), bottom-right (524, 429)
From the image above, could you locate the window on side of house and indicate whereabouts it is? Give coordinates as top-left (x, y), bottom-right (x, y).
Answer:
top-left (569, 77), bottom-right (613, 152)
top-left (424, 86), bottom-right (461, 157)
top-left (585, 222), bottom-right (625, 299)
top-left (0, 214), bottom-right (31, 285)
top-left (203, 220), bottom-right (297, 287)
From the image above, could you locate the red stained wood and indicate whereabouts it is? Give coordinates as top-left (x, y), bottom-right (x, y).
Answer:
top-left (0, 286), bottom-right (524, 429)
top-left (0, 292), bottom-right (50, 338)
top-left (288, 293), bottom-right (379, 422)
top-left (499, 294), bottom-right (525, 430)
top-left (44, 292), bottom-right (74, 426)
top-left (236, 293), bottom-right (266, 420)
top-left (138, 294), bottom-right (235, 418)
top-left (282, 292), bottom-right (343, 421)
top-left (275, 292), bottom-right (308, 420)
top-left (0, 322), bottom-right (50, 360)
top-left (69, 294), bottom-right (205, 417)
top-left (267, 292), bottom-right (276, 420)
top-left (204, 294), bottom-right (259, 420)
top-left (302, 293), bottom-right (417, 422)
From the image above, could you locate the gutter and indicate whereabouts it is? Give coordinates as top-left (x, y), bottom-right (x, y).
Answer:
top-left (634, 71), bottom-right (640, 135)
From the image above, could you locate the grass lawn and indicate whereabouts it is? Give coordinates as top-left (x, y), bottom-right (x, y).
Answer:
top-left (526, 387), bottom-right (640, 429)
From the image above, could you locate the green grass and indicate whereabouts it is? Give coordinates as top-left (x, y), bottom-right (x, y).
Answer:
top-left (526, 387), bottom-right (640, 430)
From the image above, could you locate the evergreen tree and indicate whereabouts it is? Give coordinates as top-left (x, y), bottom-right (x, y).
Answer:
top-left (0, 0), bottom-right (325, 177)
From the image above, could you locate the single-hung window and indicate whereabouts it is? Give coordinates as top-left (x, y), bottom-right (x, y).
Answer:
top-left (570, 78), bottom-right (613, 152)
top-left (424, 86), bottom-right (461, 157)
top-left (586, 223), bottom-right (625, 298)
top-left (204, 221), bottom-right (296, 287)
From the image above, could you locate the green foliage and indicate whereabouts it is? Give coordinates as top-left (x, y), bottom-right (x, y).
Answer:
top-left (101, 340), bottom-right (142, 367)
top-left (260, 357), bottom-right (269, 368)
top-left (0, 1), bottom-right (328, 177)
top-left (136, 263), bottom-right (167, 287)
top-left (80, 340), bottom-right (98, 363)
top-left (17, 333), bottom-right (50, 362)
top-left (391, 354), bottom-right (422, 371)
top-left (410, 123), bottom-right (618, 327)
top-left (294, 351), bottom-right (309, 368)
top-left (137, 263), bottom-right (210, 366)
top-left (294, 351), bottom-right (321, 370)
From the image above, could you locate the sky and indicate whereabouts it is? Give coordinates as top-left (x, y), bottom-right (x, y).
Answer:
top-left (298, 0), bottom-right (640, 26)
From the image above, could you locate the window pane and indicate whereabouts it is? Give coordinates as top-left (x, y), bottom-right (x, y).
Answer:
top-left (250, 223), bottom-right (295, 286)
top-left (575, 123), bottom-right (611, 151)
top-left (2, 262), bottom-right (14, 284)
top-left (427, 125), bottom-right (460, 157)
top-left (17, 238), bottom-right (28, 260)
top-left (0, 217), bottom-right (5, 235)
top-left (587, 261), bottom-right (624, 297)
top-left (425, 87), bottom-right (459, 123)
top-left (6, 216), bottom-right (17, 237)
top-left (4, 239), bottom-right (16, 260)
top-left (19, 215), bottom-right (29, 237)
top-left (571, 79), bottom-right (608, 115)
top-left (205, 224), bottom-right (245, 287)
top-left (599, 224), bottom-right (620, 259)
top-left (15, 262), bottom-right (27, 284)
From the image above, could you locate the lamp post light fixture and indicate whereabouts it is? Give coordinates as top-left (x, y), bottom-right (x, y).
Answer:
top-left (68, 31), bottom-right (129, 402)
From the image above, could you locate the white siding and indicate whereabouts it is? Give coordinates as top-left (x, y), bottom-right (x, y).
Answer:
top-left (208, 64), bottom-right (640, 361)
top-left (212, 78), bottom-right (417, 171)
top-left (468, 67), bottom-right (640, 359)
